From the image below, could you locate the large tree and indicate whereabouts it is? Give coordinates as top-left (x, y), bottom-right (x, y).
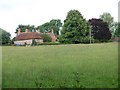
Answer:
top-left (59, 10), bottom-right (91, 44)
top-left (88, 18), bottom-right (111, 42)
top-left (36, 19), bottom-right (62, 35)
top-left (99, 12), bottom-right (114, 36)
top-left (0, 28), bottom-right (11, 45)
top-left (36, 22), bottom-right (50, 33)
top-left (49, 19), bottom-right (62, 35)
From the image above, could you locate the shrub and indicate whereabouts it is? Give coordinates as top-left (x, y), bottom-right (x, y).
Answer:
top-left (32, 39), bottom-right (37, 46)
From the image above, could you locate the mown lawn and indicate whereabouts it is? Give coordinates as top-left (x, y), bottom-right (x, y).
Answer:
top-left (2, 43), bottom-right (118, 88)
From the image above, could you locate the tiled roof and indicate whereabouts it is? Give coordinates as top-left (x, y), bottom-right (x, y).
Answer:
top-left (16, 32), bottom-right (42, 40)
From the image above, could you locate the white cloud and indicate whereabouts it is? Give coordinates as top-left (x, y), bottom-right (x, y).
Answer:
top-left (0, 0), bottom-right (119, 38)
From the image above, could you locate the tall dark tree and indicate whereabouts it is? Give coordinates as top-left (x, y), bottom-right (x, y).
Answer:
top-left (88, 18), bottom-right (111, 42)
top-left (59, 10), bottom-right (91, 44)
top-left (0, 28), bottom-right (11, 45)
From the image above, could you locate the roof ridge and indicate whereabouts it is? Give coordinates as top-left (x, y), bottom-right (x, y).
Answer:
top-left (16, 32), bottom-right (42, 40)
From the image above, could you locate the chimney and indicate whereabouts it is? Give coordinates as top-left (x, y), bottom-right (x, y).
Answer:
top-left (59, 30), bottom-right (61, 35)
top-left (59, 27), bottom-right (62, 35)
top-left (36, 29), bottom-right (40, 33)
top-left (17, 28), bottom-right (21, 35)
top-left (51, 29), bottom-right (54, 34)
top-left (26, 29), bottom-right (28, 32)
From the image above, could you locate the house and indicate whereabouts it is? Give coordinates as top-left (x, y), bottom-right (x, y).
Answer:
top-left (14, 29), bottom-right (43, 45)
top-left (14, 28), bottom-right (58, 45)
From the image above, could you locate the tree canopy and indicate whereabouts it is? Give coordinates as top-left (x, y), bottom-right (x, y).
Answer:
top-left (88, 18), bottom-right (111, 42)
top-left (59, 10), bottom-right (91, 44)
top-left (0, 28), bottom-right (11, 45)
top-left (15, 25), bottom-right (35, 33)
top-left (114, 22), bottom-right (120, 37)
top-left (99, 12), bottom-right (115, 36)
top-left (36, 19), bottom-right (62, 35)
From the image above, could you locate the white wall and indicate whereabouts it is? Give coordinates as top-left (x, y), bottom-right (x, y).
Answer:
top-left (14, 39), bottom-right (43, 45)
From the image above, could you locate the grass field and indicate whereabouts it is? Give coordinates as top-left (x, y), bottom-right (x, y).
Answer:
top-left (0, 46), bottom-right (2, 89)
top-left (2, 43), bottom-right (118, 88)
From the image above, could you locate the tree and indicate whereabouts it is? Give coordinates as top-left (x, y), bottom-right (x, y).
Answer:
top-left (36, 22), bottom-right (51, 33)
top-left (36, 19), bottom-right (62, 35)
top-left (0, 29), bottom-right (2, 45)
top-left (59, 10), bottom-right (91, 44)
top-left (88, 18), bottom-right (111, 42)
top-left (114, 22), bottom-right (120, 37)
top-left (0, 28), bottom-right (11, 45)
top-left (112, 22), bottom-right (119, 38)
top-left (11, 37), bottom-right (16, 44)
top-left (99, 12), bottom-right (114, 36)
top-left (16, 24), bottom-right (35, 33)
top-left (49, 19), bottom-right (62, 35)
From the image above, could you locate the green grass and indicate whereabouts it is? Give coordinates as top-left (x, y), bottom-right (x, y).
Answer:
top-left (0, 46), bottom-right (2, 89)
top-left (2, 43), bottom-right (118, 88)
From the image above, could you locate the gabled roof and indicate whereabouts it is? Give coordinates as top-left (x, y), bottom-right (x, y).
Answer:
top-left (16, 32), bottom-right (42, 40)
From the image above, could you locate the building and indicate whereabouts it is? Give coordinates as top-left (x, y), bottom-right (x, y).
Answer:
top-left (14, 28), bottom-right (58, 45)
top-left (14, 29), bottom-right (43, 45)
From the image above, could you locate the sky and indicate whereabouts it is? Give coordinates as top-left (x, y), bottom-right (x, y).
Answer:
top-left (0, 0), bottom-right (119, 38)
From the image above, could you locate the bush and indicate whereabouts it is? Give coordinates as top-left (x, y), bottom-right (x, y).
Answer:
top-left (32, 39), bottom-right (37, 46)
top-left (41, 34), bottom-right (52, 42)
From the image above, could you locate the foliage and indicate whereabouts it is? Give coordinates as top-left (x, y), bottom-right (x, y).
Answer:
top-left (2, 43), bottom-right (118, 88)
top-left (0, 28), bottom-right (11, 45)
top-left (111, 22), bottom-right (118, 38)
top-left (37, 22), bottom-right (50, 33)
top-left (36, 19), bottom-right (62, 35)
top-left (114, 22), bottom-right (120, 37)
top-left (59, 10), bottom-right (91, 44)
top-left (88, 18), bottom-right (111, 42)
top-left (40, 34), bottom-right (52, 42)
top-left (99, 12), bottom-right (115, 37)
top-left (11, 37), bottom-right (16, 44)
top-left (0, 29), bottom-right (2, 45)
top-left (16, 24), bottom-right (35, 33)
top-left (49, 19), bottom-right (62, 35)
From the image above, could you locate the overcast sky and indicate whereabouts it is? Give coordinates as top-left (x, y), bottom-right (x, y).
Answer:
top-left (0, 0), bottom-right (119, 38)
